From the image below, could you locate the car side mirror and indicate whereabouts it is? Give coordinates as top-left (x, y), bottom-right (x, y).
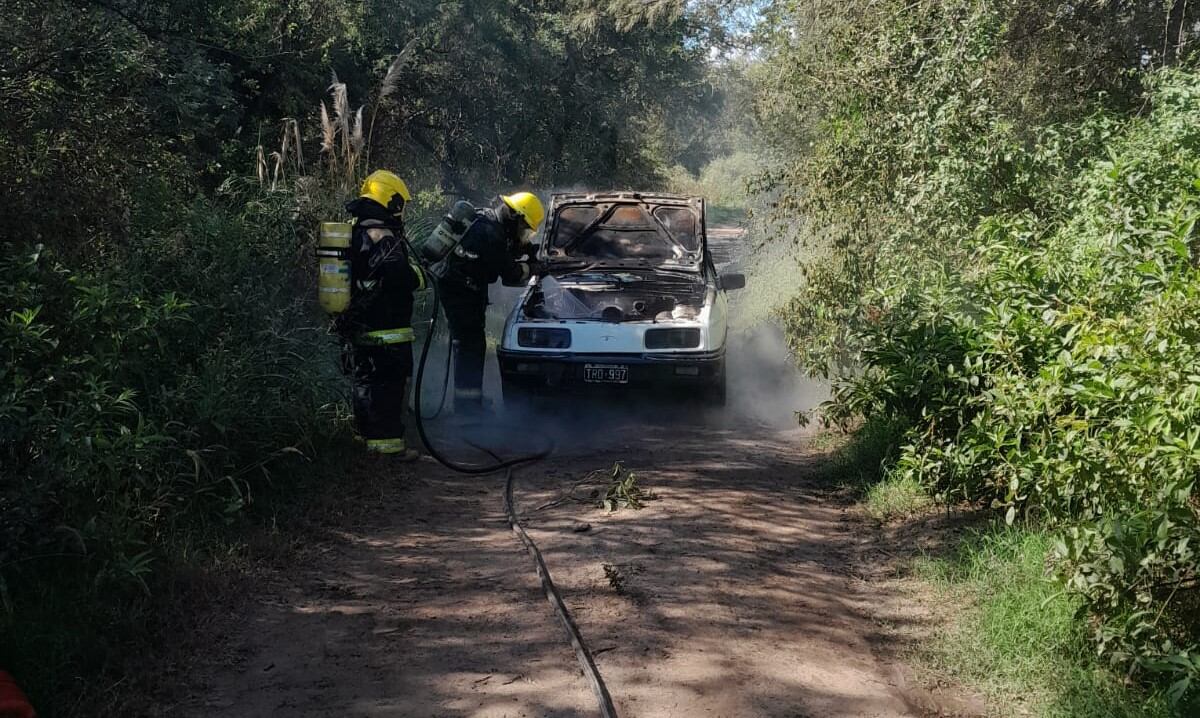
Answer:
top-left (720, 272), bottom-right (746, 291)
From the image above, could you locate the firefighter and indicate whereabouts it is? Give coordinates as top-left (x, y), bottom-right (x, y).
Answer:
top-left (437, 192), bottom-right (545, 415)
top-left (341, 170), bottom-right (427, 461)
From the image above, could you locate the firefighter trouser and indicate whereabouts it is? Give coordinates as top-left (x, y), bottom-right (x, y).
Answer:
top-left (439, 283), bottom-right (488, 412)
top-left (350, 330), bottom-right (414, 453)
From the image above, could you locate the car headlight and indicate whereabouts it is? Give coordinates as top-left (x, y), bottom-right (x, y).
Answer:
top-left (645, 328), bottom-right (700, 349)
top-left (518, 327), bottom-right (572, 348)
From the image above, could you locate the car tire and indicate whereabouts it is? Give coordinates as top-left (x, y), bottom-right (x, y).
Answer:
top-left (502, 378), bottom-right (538, 415)
top-left (706, 370), bottom-right (728, 407)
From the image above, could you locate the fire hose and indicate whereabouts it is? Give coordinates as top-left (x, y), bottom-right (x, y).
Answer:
top-left (411, 276), bottom-right (619, 718)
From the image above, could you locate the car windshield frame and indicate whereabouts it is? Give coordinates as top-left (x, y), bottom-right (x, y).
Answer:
top-left (541, 196), bottom-right (705, 270)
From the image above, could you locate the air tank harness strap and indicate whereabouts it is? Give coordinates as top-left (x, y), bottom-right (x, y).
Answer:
top-left (358, 327), bottom-right (415, 345)
top-left (411, 258), bottom-right (427, 291)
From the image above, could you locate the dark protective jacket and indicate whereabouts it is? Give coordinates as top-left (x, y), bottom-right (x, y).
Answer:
top-left (342, 197), bottom-right (426, 343)
top-left (443, 207), bottom-right (534, 293)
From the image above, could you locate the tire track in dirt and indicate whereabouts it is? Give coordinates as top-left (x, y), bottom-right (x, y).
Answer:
top-left (510, 421), bottom-right (919, 718)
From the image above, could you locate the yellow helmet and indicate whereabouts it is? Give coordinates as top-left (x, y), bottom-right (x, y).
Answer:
top-left (501, 192), bottom-right (545, 231)
top-left (360, 170), bottom-right (411, 214)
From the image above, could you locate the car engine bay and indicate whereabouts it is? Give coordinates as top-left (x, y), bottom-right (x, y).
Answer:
top-left (521, 269), bottom-right (709, 322)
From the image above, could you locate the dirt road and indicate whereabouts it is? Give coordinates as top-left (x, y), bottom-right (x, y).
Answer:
top-left (175, 226), bottom-right (971, 717)
top-left (177, 399), bottom-right (968, 718)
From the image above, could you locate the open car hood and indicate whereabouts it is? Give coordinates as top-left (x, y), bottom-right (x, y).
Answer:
top-left (540, 191), bottom-right (706, 270)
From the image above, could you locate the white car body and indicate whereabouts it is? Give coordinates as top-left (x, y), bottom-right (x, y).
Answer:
top-left (501, 285), bottom-right (729, 355)
top-left (497, 191), bottom-right (742, 405)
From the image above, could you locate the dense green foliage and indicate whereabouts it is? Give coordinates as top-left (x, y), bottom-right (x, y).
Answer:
top-left (758, 0), bottom-right (1200, 705)
top-left (1, 1), bottom-right (724, 711)
top-left (3, 0), bottom-right (717, 231)
top-left (2, 183), bottom-right (338, 568)
top-left (1, 187), bottom-right (341, 709)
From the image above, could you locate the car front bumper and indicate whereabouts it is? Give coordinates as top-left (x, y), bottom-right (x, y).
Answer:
top-left (497, 348), bottom-right (725, 390)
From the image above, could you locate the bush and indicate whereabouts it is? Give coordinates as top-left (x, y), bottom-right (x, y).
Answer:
top-left (759, 0), bottom-right (1200, 704)
top-left (807, 67), bottom-right (1200, 705)
top-left (864, 475), bottom-right (933, 521)
top-left (0, 183), bottom-right (347, 707)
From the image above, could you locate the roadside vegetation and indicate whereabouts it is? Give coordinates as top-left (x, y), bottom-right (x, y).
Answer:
top-left (752, 1), bottom-right (1200, 712)
top-left (917, 527), bottom-right (1175, 718)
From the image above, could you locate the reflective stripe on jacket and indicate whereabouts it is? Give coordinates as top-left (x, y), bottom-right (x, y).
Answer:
top-left (366, 437), bottom-right (408, 453)
top-left (359, 327), bottom-right (415, 345)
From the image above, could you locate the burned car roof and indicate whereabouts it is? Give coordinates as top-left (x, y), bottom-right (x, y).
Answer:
top-left (541, 192), bottom-right (706, 270)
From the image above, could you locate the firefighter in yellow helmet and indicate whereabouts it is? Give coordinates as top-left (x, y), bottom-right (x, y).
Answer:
top-left (342, 170), bottom-right (427, 461)
top-left (436, 191), bottom-right (545, 415)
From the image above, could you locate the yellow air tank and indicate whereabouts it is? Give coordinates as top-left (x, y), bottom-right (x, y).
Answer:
top-left (316, 222), bottom-right (352, 314)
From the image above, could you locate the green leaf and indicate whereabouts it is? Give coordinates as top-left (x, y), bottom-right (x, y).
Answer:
top-left (1168, 238), bottom-right (1190, 260)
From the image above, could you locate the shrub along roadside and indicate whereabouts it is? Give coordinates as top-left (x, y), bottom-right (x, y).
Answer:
top-left (822, 68), bottom-right (1200, 704)
top-left (863, 474), bottom-right (932, 522)
top-left (757, 0), bottom-right (1200, 702)
top-left (0, 181), bottom-right (349, 713)
top-left (795, 65), bottom-right (1200, 708)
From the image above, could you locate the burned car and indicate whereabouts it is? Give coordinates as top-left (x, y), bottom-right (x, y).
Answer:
top-left (498, 191), bottom-right (744, 407)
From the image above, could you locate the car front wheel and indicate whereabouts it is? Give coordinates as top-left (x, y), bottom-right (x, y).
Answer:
top-left (502, 377), bottom-right (540, 415)
top-left (705, 367), bottom-right (727, 407)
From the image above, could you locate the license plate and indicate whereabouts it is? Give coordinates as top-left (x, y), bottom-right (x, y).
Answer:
top-left (583, 364), bottom-right (629, 384)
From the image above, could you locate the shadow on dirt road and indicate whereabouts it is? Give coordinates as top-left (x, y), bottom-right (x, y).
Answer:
top-left (175, 396), bottom-right (980, 717)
